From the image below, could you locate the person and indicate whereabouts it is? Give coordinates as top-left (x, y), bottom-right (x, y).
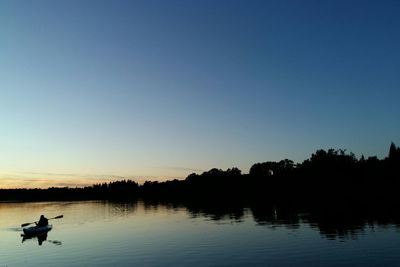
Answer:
top-left (36, 215), bottom-right (48, 227)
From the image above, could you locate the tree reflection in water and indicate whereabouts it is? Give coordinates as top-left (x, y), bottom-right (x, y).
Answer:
top-left (140, 199), bottom-right (400, 241)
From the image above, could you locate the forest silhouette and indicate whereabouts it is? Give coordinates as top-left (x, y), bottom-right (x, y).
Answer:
top-left (1, 142), bottom-right (399, 204)
top-left (3, 143), bottom-right (400, 239)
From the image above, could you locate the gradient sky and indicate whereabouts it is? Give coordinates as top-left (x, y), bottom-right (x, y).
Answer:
top-left (1, 0), bottom-right (399, 188)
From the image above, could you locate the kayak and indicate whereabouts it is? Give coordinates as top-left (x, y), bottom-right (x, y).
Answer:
top-left (23, 224), bottom-right (52, 235)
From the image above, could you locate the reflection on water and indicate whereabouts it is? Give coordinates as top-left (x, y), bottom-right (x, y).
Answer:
top-left (1, 200), bottom-right (400, 266)
top-left (22, 233), bottom-right (48, 246)
top-left (21, 233), bottom-right (62, 246)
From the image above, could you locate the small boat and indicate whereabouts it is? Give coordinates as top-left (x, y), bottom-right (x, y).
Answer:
top-left (23, 224), bottom-right (52, 236)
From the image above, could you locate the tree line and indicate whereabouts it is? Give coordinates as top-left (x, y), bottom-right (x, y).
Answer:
top-left (1, 142), bottom-right (399, 205)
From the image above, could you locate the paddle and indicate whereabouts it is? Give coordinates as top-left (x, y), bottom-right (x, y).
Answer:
top-left (21, 215), bottom-right (64, 227)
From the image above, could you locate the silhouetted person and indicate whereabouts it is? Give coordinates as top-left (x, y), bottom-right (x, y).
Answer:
top-left (36, 215), bottom-right (48, 227)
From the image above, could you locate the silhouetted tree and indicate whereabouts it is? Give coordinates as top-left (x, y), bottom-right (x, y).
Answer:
top-left (249, 162), bottom-right (276, 177)
top-left (388, 142), bottom-right (400, 161)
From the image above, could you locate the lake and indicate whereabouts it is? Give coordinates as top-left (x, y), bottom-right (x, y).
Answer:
top-left (1, 200), bottom-right (400, 266)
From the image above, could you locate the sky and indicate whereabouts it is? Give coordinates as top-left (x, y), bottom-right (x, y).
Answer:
top-left (1, 0), bottom-right (399, 188)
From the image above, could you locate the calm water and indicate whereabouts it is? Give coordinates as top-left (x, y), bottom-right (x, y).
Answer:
top-left (1, 201), bottom-right (400, 267)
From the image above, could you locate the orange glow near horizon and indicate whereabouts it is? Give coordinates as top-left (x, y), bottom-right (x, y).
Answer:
top-left (0, 178), bottom-right (111, 189)
top-left (0, 171), bottom-right (185, 189)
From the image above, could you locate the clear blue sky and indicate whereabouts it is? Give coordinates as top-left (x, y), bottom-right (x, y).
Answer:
top-left (1, 0), bottom-right (399, 187)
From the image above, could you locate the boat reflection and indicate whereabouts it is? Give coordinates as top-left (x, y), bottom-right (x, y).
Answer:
top-left (21, 232), bottom-right (62, 246)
